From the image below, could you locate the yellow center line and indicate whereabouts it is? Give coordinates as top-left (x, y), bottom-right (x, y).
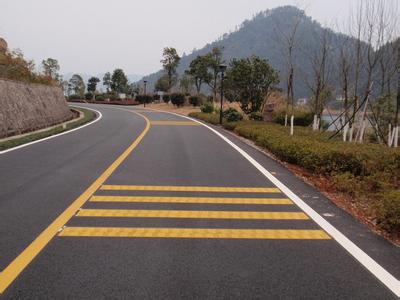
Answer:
top-left (150, 121), bottom-right (201, 126)
top-left (0, 110), bottom-right (151, 294)
top-left (100, 185), bottom-right (281, 193)
top-left (59, 227), bottom-right (331, 240)
top-left (77, 209), bottom-right (308, 220)
top-left (90, 195), bottom-right (293, 205)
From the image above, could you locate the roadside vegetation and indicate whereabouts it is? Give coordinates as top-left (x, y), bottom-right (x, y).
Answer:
top-left (189, 111), bottom-right (400, 237)
top-left (0, 108), bottom-right (96, 151)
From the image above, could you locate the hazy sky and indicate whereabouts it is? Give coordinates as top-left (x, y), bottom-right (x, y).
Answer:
top-left (0, 0), bottom-right (354, 76)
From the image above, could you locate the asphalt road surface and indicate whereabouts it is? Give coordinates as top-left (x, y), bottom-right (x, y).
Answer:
top-left (0, 104), bottom-right (399, 299)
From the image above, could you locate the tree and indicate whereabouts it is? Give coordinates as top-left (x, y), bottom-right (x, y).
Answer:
top-left (103, 72), bottom-right (111, 92)
top-left (225, 56), bottom-right (279, 114)
top-left (305, 28), bottom-right (332, 130)
top-left (179, 74), bottom-right (194, 94)
top-left (87, 77), bottom-right (100, 96)
top-left (41, 58), bottom-right (60, 81)
top-left (69, 74), bottom-right (85, 97)
top-left (155, 74), bottom-right (170, 92)
top-left (204, 47), bottom-right (224, 101)
top-left (185, 55), bottom-right (211, 95)
top-left (161, 47), bottom-right (180, 92)
top-left (111, 69), bottom-right (128, 93)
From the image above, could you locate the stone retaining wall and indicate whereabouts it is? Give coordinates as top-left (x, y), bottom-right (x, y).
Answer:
top-left (0, 79), bottom-right (72, 137)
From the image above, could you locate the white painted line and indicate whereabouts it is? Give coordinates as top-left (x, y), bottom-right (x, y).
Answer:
top-left (152, 108), bottom-right (400, 297)
top-left (0, 106), bottom-right (102, 155)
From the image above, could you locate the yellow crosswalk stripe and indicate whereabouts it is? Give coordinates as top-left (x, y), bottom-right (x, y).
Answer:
top-left (59, 227), bottom-right (330, 240)
top-left (77, 209), bottom-right (308, 220)
top-left (90, 195), bottom-right (293, 205)
top-left (100, 185), bottom-right (281, 193)
top-left (150, 121), bottom-right (201, 126)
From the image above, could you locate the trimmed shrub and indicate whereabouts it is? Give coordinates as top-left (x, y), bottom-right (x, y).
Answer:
top-left (249, 112), bottom-right (264, 121)
top-left (189, 96), bottom-right (201, 107)
top-left (95, 94), bottom-right (106, 101)
top-left (153, 94), bottom-right (161, 101)
top-left (189, 113), bottom-right (400, 233)
top-left (135, 95), bottom-right (153, 104)
top-left (85, 92), bottom-right (93, 100)
top-left (200, 102), bottom-right (214, 113)
top-left (223, 108), bottom-right (243, 122)
top-left (163, 94), bottom-right (170, 103)
top-left (170, 93), bottom-right (186, 107)
top-left (189, 112), bottom-right (219, 124)
top-left (377, 191), bottom-right (400, 232)
top-left (273, 110), bottom-right (314, 127)
top-left (69, 94), bottom-right (81, 100)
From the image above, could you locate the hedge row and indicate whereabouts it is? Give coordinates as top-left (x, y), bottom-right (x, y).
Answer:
top-left (189, 112), bottom-right (400, 233)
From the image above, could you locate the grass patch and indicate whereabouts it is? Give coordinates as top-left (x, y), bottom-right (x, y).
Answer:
top-left (0, 108), bottom-right (97, 151)
top-left (189, 112), bottom-right (400, 234)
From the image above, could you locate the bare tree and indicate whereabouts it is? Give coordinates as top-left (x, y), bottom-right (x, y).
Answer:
top-left (305, 28), bottom-right (332, 130)
top-left (276, 15), bottom-right (302, 128)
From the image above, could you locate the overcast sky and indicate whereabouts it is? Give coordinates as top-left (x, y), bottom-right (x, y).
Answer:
top-left (0, 0), bottom-right (355, 76)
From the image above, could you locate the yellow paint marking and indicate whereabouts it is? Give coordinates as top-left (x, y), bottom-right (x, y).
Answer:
top-left (77, 209), bottom-right (308, 220)
top-left (150, 121), bottom-right (201, 126)
top-left (59, 227), bottom-right (331, 240)
top-left (90, 195), bottom-right (293, 205)
top-left (0, 111), bottom-right (151, 294)
top-left (100, 185), bottom-right (281, 193)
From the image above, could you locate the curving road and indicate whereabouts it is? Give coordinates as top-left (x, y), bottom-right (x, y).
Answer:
top-left (0, 104), bottom-right (399, 299)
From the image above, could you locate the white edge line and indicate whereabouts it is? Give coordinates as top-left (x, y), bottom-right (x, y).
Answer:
top-left (0, 106), bottom-right (102, 155)
top-left (150, 108), bottom-right (400, 297)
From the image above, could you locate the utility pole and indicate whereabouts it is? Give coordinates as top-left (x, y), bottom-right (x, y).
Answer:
top-left (143, 80), bottom-right (147, 108)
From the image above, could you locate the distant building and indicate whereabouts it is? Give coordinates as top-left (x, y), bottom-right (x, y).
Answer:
top-left (296, 98), bottom-right (308, 106)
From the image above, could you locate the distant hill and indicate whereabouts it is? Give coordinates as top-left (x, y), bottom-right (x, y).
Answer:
top-left (139, 6), bottom-right (360, 99)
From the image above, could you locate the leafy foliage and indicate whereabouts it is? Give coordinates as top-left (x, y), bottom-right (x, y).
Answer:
top-left (69, 74), bottom-right (85, 97)
top-left (225, 56), bottom-right (279, 114)
top-left (111, 69), bottom-right (128, 93)
top-left (170, 93), bottom-right (186, 107)
top-left (161, 47), bottom-right (180, 92)
top-left (223, 108), bottom-right (243, 122)
top-left (249, 112), bottom-right (264, 121)
top-left (135, 95), bottom-right (153, 104)
top-left (41, 58), bottom-right (60, 82)
top-left (185, 55), bottom-right (211, 94)
top-left (200, 102), bottom-right (214, 113)
top-left (87, 76), bottom-right (100, 93)
top-left (0, 50), bottom-right (55, 85)
top-left (155, 74), bottom-right (170, 92)
top-left (162, 94), bottom-right (170, 103)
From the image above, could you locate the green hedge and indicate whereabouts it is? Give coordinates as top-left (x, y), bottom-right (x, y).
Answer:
top-left (189, 112), bottom-right (400, 233)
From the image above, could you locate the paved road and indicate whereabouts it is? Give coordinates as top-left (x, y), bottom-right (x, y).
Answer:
top-left (0, 104), bottom-right (399, 299)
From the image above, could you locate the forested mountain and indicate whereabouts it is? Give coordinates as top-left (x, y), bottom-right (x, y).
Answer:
top-left (140, 6), bottom-right (357, 98)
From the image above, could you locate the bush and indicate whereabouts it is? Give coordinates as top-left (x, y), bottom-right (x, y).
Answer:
top-left (189, 113), bottom-right (400, 233)
top-left (170, 93), bottom-right (186, 107)
top-left (108, 92), bottom-right (119, 101)
top-left (69, 94), bottom-right (81, 100)
top-left (200, 102), bottom-right (214, 113)
top-left (249, 112), bottom-right (264, 121)
top-left (163, 94), bottom-right (170, 103)
top-left (189, 96), bottom-right (201, 107)
top-left (85, 92), bottom-right (93, 100)
top-left (135, 95), bottom-right (153, 104)
top-left (95, 94), bottom-right (106, 101)
top-left (273, 110), bottom-right (314, 127)
top-left (377, 191), bottom-right (400, 232)
top-left (223, 108), bottom-right (243, 122)
top-left (189, 112), bottom-right (219, 125)
top-left (153, 94), bottom-right (160, 101)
